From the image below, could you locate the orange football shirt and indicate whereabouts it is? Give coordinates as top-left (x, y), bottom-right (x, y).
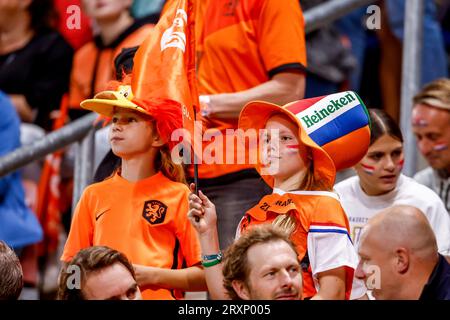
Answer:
top-left (61, 172), bottom-right (201, 300)
top-left (193, 0), bottom-right (307, 179)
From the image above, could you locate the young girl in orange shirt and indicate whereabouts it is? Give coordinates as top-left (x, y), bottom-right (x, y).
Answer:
top-left (189, 92), bottom-right (370, 299)
top-left (61, 82), bottom-right (205, 300)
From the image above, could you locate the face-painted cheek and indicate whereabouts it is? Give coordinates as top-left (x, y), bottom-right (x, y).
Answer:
top-left (285, 144), bottom-right (300, 154)
top-left (360, 163), bottom-right (375, 175)
top-left (397, 158), bottom-right (405, 171)
top-left (433, 142), bottom-right (448, 152)
top-left (412, 116), bottom-right (428, 127)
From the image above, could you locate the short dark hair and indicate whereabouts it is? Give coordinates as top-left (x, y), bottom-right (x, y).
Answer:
top-left (57, 246), bottom-right (136, 300)
top-left (369, 108), bottom-right (403, 145)
top-left (114, 46), bottom-right (139, 80)
top-left (0, 241), bottom-right (23, 300)
top-left (222, 225), bottom-right (299, 300)
top-left (28, 0), bottom-right (58, 33)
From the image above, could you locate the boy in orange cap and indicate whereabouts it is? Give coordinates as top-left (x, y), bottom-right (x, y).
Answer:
top-left (189, 91), bottom-right (370, 300)
top-left (60, 82), bottom-right (206, 300)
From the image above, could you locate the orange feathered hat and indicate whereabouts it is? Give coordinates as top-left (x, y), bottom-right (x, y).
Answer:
top-left (80, 82), bottom-right (183, 151)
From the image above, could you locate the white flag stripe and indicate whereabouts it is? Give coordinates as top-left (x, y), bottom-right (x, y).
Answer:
top-left (309, 225), bottom-right (349, 233)
top-left (295, 91), bottom-right (360, 135)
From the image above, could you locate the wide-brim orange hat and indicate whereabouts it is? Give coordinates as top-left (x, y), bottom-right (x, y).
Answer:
top-left (239, 91), bottom-right (371, 189)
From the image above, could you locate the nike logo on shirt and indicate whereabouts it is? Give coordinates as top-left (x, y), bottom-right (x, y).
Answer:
top-left (95, 209), bottom-right (110, 221)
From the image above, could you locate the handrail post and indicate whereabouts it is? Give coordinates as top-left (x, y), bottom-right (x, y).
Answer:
top-left (72, 128), bottom-right (95, 212)
top-left (304, 0), bottom-right (377, 33)
top-left (72, 142), bottom-right (81, 212)
top-left (400, 0), bottom-right (424, 176)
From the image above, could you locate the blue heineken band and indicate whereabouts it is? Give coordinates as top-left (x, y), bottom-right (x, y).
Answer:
top-left (202, 251), bottom-right (223, 267)
top-left (202, 251), bottom-right (223, 262)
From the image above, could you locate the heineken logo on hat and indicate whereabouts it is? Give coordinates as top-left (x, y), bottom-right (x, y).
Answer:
top-left (297, 91), bottom-right (359, 133)
top-left (291, 91), bottom-right (368, 148)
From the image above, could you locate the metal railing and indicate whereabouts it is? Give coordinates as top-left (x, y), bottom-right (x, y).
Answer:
top-left (0, 112), bottom-right (99, 208)
top-left (399, 0), bottom-right (423, 177)
top-left (0, 113), bottom-right (97, 176)
top-left (0, 0), bottom-right (422, 208)
top-left (72, 127), bottom-right (96, 211)
top-left (304, 0), bottom-right (377, 33)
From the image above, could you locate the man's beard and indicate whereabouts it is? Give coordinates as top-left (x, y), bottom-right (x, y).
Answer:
top-left (248, 284), bottom-right (299, 300)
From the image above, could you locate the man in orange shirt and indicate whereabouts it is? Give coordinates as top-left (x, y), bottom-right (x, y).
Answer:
top-left (193, 0), bottom-right (307, 249)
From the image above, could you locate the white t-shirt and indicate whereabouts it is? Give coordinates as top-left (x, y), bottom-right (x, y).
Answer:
top-left (414, 167), bottom-right (450, 213)
top-left (335, 174), bottom-right (450, 255)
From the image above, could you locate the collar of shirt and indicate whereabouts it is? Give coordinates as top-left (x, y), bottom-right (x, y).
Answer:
top-left (419, 254), bottom-right (450, 300)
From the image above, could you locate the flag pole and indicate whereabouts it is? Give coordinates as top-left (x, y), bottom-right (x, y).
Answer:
top-left (193, 111), bottom-right (199, 196)
top-left (192, 104), bottom-right (200, 223)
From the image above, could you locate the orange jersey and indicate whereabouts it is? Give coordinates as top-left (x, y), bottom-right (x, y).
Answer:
top-left (61, 172), bottom-right (201, 300)
top-left (238, 188), bottom-right (357, 299)
top-left (69, 20), bottom-right (154, 109)
top-left (192, 0), bottom-right (307, 179)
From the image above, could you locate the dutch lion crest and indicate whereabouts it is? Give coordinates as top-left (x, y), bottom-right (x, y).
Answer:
top-left (142, 200), bottom-right (168, 225)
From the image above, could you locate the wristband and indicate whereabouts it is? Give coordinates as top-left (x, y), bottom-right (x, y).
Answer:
top-left (202, 251), bottom-right (223, 262)
top-left (199, 95), bottom-right (211, 117)
top-left (201, 251), bottom-right (223, 268)
top-left (202, 258), bottom-right (222, 268)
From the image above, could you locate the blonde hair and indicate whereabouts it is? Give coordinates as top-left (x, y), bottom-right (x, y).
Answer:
top-left (413, 78), bottom-right (450, 111)
top-left (272, 214), bottom-right (298, 236)
top-left (157, 145), bottom-right (186, 184)
top-left (271, 163), bottom-right (328, 236)
top-left (110, 146), bottom-right (186, 184)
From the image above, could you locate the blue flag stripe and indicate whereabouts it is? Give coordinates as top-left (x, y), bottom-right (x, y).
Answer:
top-left (308, 105), bottom-right (368, 146)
